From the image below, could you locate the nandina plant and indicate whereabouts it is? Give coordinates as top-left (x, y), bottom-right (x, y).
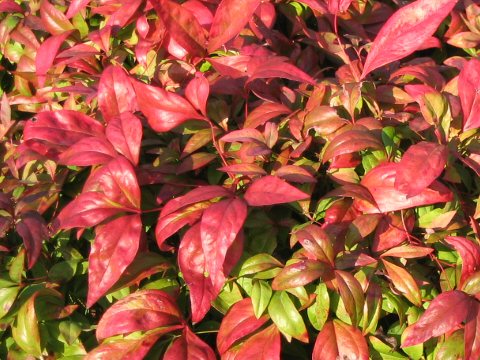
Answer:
top-left (0, 0), bottom-right (479, 358)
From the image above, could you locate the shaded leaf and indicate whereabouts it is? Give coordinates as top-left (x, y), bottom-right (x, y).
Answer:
top-left (185, 72), bottom-right (209, 116)
top-left (58, 137), bottom-right (116, 166)
top-left (335, 270), bottom-right (364, 326)
top-left (16, 212), bottom-right (48, 269)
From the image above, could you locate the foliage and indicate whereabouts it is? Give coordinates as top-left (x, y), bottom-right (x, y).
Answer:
top-left (0, 0), bottom-right (479, 359)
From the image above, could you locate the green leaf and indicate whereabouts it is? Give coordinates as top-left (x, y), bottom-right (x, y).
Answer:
top-left (268, 291), bottom-right (308, 343)
top-left (11, 293), bottom-right (42, 357)
top-left (307, 283), bottom-right (329, 331)
top-left (9, 249), bottom-right (25, 284)
top-left (0, 286), bottom-right (19, 319)
top-left (251, 280), bottom-right (272, 318)
top-left (239, 253), bottom-right (283, 277)
top-left (369, 335), bottom-right (407, 359)
top-left (435, 329), bottom-right (464, 360)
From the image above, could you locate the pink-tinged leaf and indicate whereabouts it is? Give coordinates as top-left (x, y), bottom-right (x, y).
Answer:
top-left (275, 165), bottom-right (316, 183)
top-left (161, 186), bottom-right (232, 218)
top-left (98, 66), bottom-right (137, 122)
top-left (86, 215), bottom-right (142, 307)
top-left (382, 259), bottom-right (422, 306)
top-left (0, 0), bottom-right (23, 13)
top-left (96, 289), bottom-right (183, 340)
top-left (54, 192), bottom-right (126, 230)
top-left (272, 259), bottom-right (331, 290)
top-left (361, 0), bottom-right (458, 78)
top-left (465, 302), bottom-right (480, 360)
top-left (83, 157), bottom-right (141, 210)
top-left (178, 224), bottom-right (217, 323)
top-left (218, 163), bottom-right (267, 176)
top-left (106, 112), bottom-right (142, 165)
top-left (328, 0), bottom-right (352, 14)
top-left (132, 80), bottom-right (203, 132)
top-left (201, 198), bottom-right (247, 292)
top-left (445, 236), bottom-right (480, 287)
top-left (381, 245), bottom-right (433, 259)
top-left (156, 204), bottom-right (206, 251)
top-left (312, 320), bottom-right (369, 360)
top-left (181, 128), bottom-right (220, 158)
top-left (322, 127), bottom-right (383, 163)
top-left (220, 129), bottom-right (266, 144)
top-left (244, 175), bottom-right (310, 206)
top-left (185, 72), bottom-right (209, 116)
top-left (35, 31), bottom-right (73, 87)
top-left (247, 57), bottom-right (316, 85)
top-left (208, 0), bottom-right (261, 52)
top-left (458, 58), bottom-right (480, 131)
top-left (373, 213), bottom-right (414, 252)
top-left (403, 290), bottom-right (473, 347)
top-left (217, 298), bottom-right (269, 355)
top-left (226, 324), bottom-right (281, 360)
top-left (24, 110), bottom-right (105, 159)
top-left (394, 142), bottom-right (448, 197)
top-left (152, 0), bottom-right (206, 57)
top-left (40, 1), bottom-right (74, 35)
top-left (164, 326), bottom-right (216, 360)
top-left (354, 162), bottom-right (453, 213)
top-left (58, 137), bottom-right (116, 166)
top-left (244, 102), bottom-right (291, 129)
top-left (86, 330), bottom-right (173, 360)
top-left (16, 212), bottom-right (48, 269)
top-left (325, 184), bottom-right (377, 207)
top-left (66, 0), bottom-right (91, 18)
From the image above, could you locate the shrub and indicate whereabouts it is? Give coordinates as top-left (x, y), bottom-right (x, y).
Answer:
top-left (0, 0), bottom-right (479, 358)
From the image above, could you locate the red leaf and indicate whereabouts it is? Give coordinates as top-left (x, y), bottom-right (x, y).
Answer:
top-left (178, 224), bottom-right (217, 323)
top-left (83, 157), bottom-right (141, 210)
top-left (106, 112), bottom-right (143, 165)
top-left (185, 72), bottom-right (209, 116)
top-left (312, 320), bottom-right (369, 360)
top-left (361, 0), bottom-right (458, 78)
top-left (161, 186), bottom-right (232, 217)
top-left (294, 225), bottom-right (334, 265)
top-left (445, 236), bottom-right (480, 287)
top-left (86, 330), bottom-right (173, 360)
top-left (458, 58), bottom-right (480, 131)
top-left (394, 142), bottom-right (448, 197)
top-left (152, 0), bottom-right (206, 57)
top-left (164, 327), bottom-right (216, 360)
top-left (87, 215), bottom-right (142, 307)
top-left (465, 302), bottom-right (480, 360)
top-left (200, 198), bottom-right (247, 292)
top-left (40, 1), bottom-right (74, 35)
top-left (221, 128), bottom-right (266, 144)
top-left (246, 57), bottom-right (316, 85)
top-left (23, 110), bottom-right (105, 159)
top-left (208, 0), bottom-right (261, 52)
top-left (16, 212), bottom-right (48, 269)
top-left (98, 66), bottom-right (137, 122)
top-left (403, 290), bottom-right (473, 347)
top-left (354, 162), bottom-right (453, 213)
top-left (335, 270), bottom-right (365, 326)
top-left (0, 0), bottom-right (23, 13)
top-left (275, 165), bottom-right (316, 183)
top-left (96, 290), bottom-right (183, 340)
top-left (132, 80), bottom-right (203, 132)
top-left (66, 0), bottom-right (91, 18)
top-left (244, 102), bottom-right (291, 129)
top-left (55, 192), bottom-right (127, 230)
top-left (382, 259), bottom-right (422, 306)
top-left (35, 31), bottom-right (73, 87)
top-left (372, 213), bottom-right (414, 252)
top-left (322, 127), bottom-right (383, 163)
top-left (328, 0), bottom-right (352, 14)
top-left (244, 175), bottom-right (310, 206)
top-left (217, 298), bottom-right (269, 355)
top-left (226, 324), bottom-right (281, 360)
top-left (58, 137), bottom-right (116, 166)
